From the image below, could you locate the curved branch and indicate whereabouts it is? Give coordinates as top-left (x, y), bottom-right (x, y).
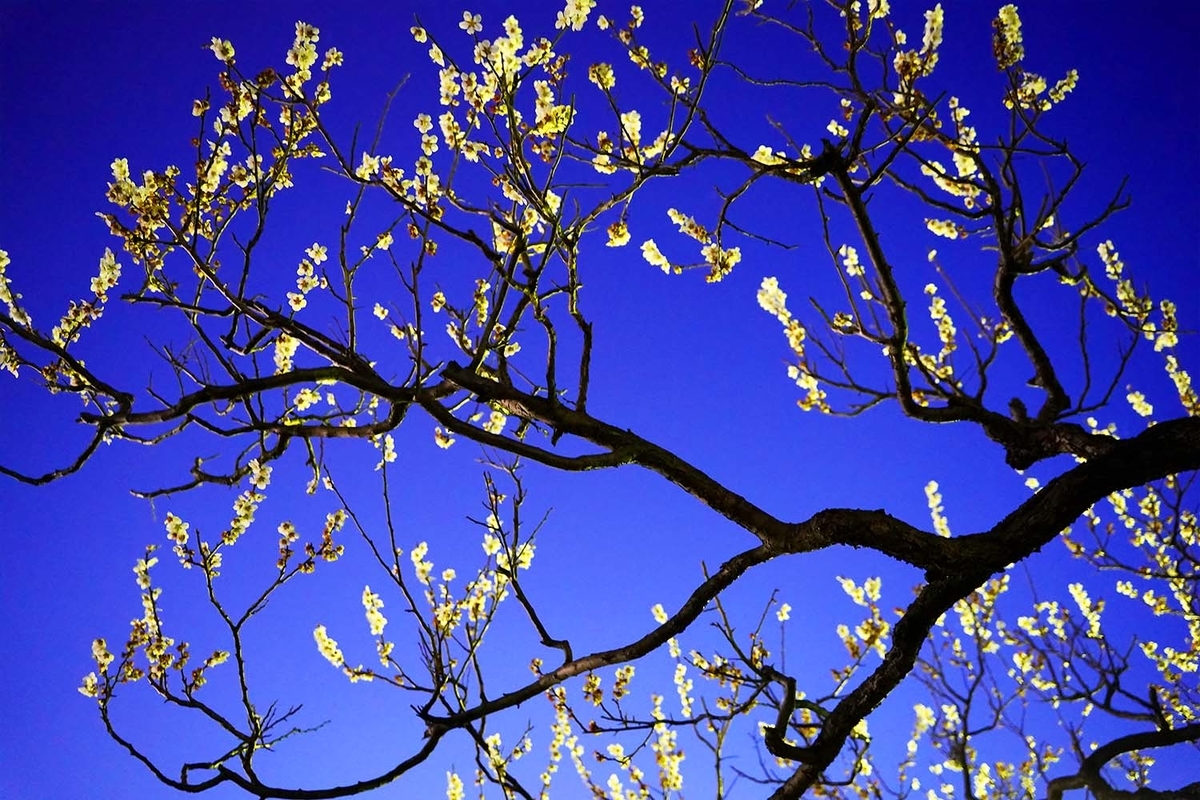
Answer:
top-left (1046, 722), bottom-right (1200, 800)
top-left (765, 416), bottom-right (1200, 797)
top-left (439, 361), bottom-right (960, 574)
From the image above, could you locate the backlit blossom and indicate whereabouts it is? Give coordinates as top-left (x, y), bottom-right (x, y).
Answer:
top-left (410, 541), bottom-right (433, 584)
top-left (447, 772), bottom-right (465, 800)
top-left (1048, 69), bottom-right (1079, 104)
top-left (306, 242), bottom-right (328, 264)
top-left (667, 208), bottom-right (708, 243)
top-left (274, 333), bottom-right (299, 374)
top-left (1127, 389), bottom-right (1153, 418)
top-left (993, 5), bottom-right (1024, 68)
top-left (588, 62), bottom-right (615, 90)
top-left (482, 409), bottom-right (507, 435)
top-left (922, 5), bottom-right (944, 57)
top-left (606, 220), bottom-right (630, 247)
top-left (356, 152), bottom-right (381, 180)
top-left (362, 586), bottom-right (387, 635)
top-left (926, 218), bottom-right (963, 239)
top-left (313, 625), bottom-right (345, 667)
top-left (209, 38), bottom-right (235, 62)
top-left (641, 239), bottom-right (672, 273)
top-left (556, 0), bottom-right (596, 31)
top-left (459, 12), bottom-right (483, 35)
top-left (926, 480), bottom-right (951, 537)
top-left (839, 244), bottom-right (863, 277)
top-left (79, 672), bottom-right (100, 698)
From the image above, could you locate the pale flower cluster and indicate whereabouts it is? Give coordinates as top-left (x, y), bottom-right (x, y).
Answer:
top-left (482, 409), bottom-right (508, 435)
top-left (223, 487), bottom-right (264, 546)
top-left (605, 220), bottom-right (630, 247)
top-left (1097, 240), bottom-right (1152, 322)
top-left (284, 22), bottom-right (320, 78)
top-left (533, 79), bottom-right (574, 137)
top-left (274, 332), bottom-right (300, 374)
top-left (373, 433), bottom-right (398, 469)
top-left (133, 554), bottom-right (159, 590)
top-left (756, 278), bottom-right (803, 352)
top-left (868, 0), bottom-right (890, 19)
top-left (924, 283), bottom-right (957, 363)
top-left (758, 278), bottom-right (829, 411)
top-left (925, 480), bottom-right (952, 537)
top-left (313, 625), bottom-right (345, 668)
top-left (919, 102), bottom-right (984, 208)
top-left (411, 541), bottom-right (434, 585)
top-left (319, 509), bottom-right (347, 563)
top-left (247, 458), bottom-right (272, 490)
top-left (994, 5), bottom-right (1023, 68)
top-left (496, 541), bottom-right (535, 573)
top-left (1048, 69), bottom-right (1079, 104)
top-left (893, 3), bottom-right (943, 83)
top-left (556, 0), bottom-right (596, 31)
top-left (1165, 356), bottom-right (1198, 416)
top-left (656, 210), bottom-right (741, 281)
top-left (0, 249), bottom-right (31, 329)
top-left (1154, 299), bottom-right (1179, 352)
top-left (838, 575), bottom-right (883, 607)
top-left (362, 586), bottom-right (388, 636)
top-left (164, 512), bottom-right (191, 564)
top-left (293, 386), bottom-right (321, 411)
top-left (89, 248), bottom-right (122, 303)
top-left (649, 695), bottom-right (685, 790)
top-left (839, 244), bottom-right (864, 277)
top-left (49, 300), bottom-right (99, 349)
top-left (641, 239), bottom-right (673, 274)
top-left (620, 109), bottom-right (642, 148)
top-left (751, 145), bottom-right (786, 166)
top-left (1066, 582), bottom-right (1104, 638)
top-left (925, 218), bottom-right (963, 240)
top-left (289, 243), bottom-right (325, 312)
top-left (277, 520), bottom-right (299, 570)
top-left (588, 62), bottom-right (616, 90)
top-left (1005, 70), bottom-right (1077, 112)
top-left (446, 772), bottom-right (465, 800)
top-left (836, 576), bottom-right (891, 659)
top-left (434, 427), bottom-right (457, 449)
top-left (1126, 390), bottom-right (1154, 418)
top-left (700, 243), bottom-right (741, 283)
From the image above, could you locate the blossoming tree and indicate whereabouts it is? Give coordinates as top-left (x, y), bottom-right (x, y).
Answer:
top-left (1, 2), bottom-right (1196, 798)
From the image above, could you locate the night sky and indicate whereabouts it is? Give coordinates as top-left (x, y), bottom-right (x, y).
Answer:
top-left (1, 2), bottom-right (1197, 798)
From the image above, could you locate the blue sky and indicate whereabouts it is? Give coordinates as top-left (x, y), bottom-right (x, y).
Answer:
top-left (1, 2), bottom-right (1197, 798)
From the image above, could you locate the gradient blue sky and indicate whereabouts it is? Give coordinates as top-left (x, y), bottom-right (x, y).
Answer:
top-left (1, 2), bottom-right (1197, 798)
